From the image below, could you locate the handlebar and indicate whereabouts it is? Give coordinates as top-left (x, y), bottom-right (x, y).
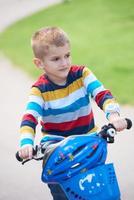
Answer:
top-left (125, 118), bottom-right (132, 129)
top-left (16, 118), bottom-right (132, 164)
top-left (16, 145), bottom-right (45, 164)
top-left (97, 118), bottom-right (132, 143)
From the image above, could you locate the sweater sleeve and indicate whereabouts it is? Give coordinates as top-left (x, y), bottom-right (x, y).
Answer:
top-left (82, 67), bottom-right (120, 119)
top-left (19, 86), bottom-right (44, 147)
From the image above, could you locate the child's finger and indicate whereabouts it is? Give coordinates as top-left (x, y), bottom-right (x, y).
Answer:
top-left (112, 119), bottom-right (127, 132)
top-left (28, 146), bottom-right (33, 159)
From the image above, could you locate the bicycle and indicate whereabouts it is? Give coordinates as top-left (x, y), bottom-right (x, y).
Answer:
top-left (16, 118), bottom-right (132, 200)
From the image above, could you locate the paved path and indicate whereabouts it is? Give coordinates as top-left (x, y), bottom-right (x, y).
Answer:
top-left (0, 0), bottom-right (62, 32)
top-left (0, 1), bottom-right (134, 199)
top-left (0, 1), bottom-right (61, 200)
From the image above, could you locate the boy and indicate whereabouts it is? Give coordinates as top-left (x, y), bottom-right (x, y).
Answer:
top-left (18, 26), bottom-right (127, 200)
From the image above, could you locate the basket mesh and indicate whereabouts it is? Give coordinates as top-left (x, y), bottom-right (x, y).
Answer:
top-left (61, 163), bottom-right (120, 200)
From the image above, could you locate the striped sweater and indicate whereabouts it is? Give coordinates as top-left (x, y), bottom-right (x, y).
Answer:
top-left (20, 65), bottom-right (120, 147)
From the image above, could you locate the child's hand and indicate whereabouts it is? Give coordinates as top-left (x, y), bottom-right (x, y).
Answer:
top-left (108, 112), bottom-right (127, 132)
top-left (18, 145), bottom-right (33, 160)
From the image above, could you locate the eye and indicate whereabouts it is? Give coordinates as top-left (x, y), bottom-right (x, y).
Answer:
top-left (65, 53), bottom-right (70, 58)
top-left (52, 57), bottom-right (60, 61)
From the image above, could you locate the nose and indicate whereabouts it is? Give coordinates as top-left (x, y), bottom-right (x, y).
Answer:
top-left (61, 58), bottom-right (67, 67)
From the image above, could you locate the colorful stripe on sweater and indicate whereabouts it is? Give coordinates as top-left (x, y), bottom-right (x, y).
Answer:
top-left (20, 65), bottom-right (120, 147)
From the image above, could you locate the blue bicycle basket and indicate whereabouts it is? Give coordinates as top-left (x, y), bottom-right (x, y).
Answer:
top-left (41, 134), bottom-right (107, 183)
top-left (61, 163), bottom-right (121, 200)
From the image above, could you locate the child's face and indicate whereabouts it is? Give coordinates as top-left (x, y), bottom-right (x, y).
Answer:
top-left (41, 43), bottom-right (71, 85)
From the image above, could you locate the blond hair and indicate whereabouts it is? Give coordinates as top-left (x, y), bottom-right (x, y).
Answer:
top-left (31, 27), bottom-right (70, 60)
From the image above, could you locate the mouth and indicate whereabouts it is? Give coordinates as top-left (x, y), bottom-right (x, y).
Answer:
top-left (59, 68), bottom-right (69, 72)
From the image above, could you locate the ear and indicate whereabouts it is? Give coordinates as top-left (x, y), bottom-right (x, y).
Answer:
top-left (33, 58), bottom-right (44, 69)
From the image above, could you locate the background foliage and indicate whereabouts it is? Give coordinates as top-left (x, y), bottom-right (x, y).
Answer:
top-left (0, 0), bottom-right (134, 104)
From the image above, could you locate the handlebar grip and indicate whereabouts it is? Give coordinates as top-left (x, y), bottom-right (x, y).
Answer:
top-left (16, 152), bottom-right (23, 162)
top-left (125, 118), bottom-right (132, 129)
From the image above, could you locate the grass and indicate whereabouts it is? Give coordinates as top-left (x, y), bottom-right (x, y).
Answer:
top-left (0, 0), bottom-right (134, 104)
